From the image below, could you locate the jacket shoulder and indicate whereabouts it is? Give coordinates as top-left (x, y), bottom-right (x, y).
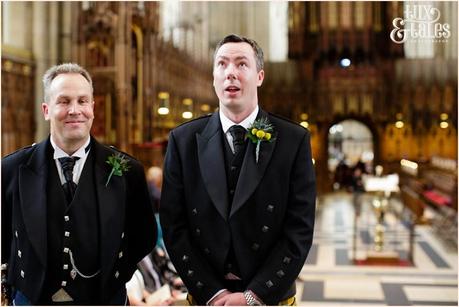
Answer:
top-left (268, 112), bottom-right (310, 136)
top-left (171, 113), bottom-right (212, 134)
top-left (105, 145), bottom-right (141, 164)
top-left (98, 145), bottom-right (146, 176)
top-left (1, 144), bottom-right (36, 166)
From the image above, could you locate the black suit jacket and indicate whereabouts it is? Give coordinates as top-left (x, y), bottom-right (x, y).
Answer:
top-left (160, 110), bottom-right (316, 305)
top-left (1, 136), bottom-right (157, 304)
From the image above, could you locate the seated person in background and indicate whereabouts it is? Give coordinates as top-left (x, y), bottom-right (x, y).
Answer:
top-left (126, 270), bottom-right (148, 306)
top-left (126, 260), bottom-right (173, 306)
top-left (126, 248), bottom-right (186, 306)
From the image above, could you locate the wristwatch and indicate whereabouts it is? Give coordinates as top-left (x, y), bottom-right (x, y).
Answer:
top-left (244, 290), bottom-right (262, 306)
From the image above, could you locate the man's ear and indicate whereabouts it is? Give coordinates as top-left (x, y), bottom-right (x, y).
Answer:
top-left (42, 103), bottom-right (50, 120)
top-left (257, 69), bottom-right (264, 87)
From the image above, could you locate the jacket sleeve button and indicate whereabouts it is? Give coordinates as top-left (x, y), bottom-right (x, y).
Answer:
top-left (265, 280), bottom-right (274, 288)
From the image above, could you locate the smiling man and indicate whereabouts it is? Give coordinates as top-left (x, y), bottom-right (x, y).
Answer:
top-left (160, 34), bottom-right (316, 306)
top-left (1, 63), bottom-right (156, 305)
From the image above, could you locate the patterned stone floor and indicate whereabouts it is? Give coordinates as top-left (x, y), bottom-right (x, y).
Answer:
top-left (296, 192), bottom-right (458, 306)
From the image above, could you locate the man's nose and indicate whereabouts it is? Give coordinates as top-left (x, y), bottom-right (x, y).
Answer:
top-left (68, 101), bottom-right (80, 114)
top-left (225, 64), bottom-right (237, 80)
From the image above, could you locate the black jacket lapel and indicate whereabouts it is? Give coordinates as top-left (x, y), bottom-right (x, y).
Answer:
top-left (93, 139), bottom-right (126, 283)
top-left (230, 110), bottom-right (277, 218)
top-left (197, 112), bottom-right (229, 221)
top-left (18, 139), bottom-right (49, 267)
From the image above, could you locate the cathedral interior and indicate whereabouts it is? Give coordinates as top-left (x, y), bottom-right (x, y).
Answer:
top-left (1, 1), bottom-right (458, 305)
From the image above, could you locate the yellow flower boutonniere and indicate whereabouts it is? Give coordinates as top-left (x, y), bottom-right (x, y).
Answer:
top-left (105, 153), bottom-right (131, 187)
top-left (246, 117), bottom-right (276, 163)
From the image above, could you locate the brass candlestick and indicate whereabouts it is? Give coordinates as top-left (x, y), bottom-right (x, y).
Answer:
top-left (372, 196), bottom-right (388, 252)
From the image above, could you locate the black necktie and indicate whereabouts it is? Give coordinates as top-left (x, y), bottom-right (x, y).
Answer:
top-left (229, 125), bottom-right (247, 155)
top-left (58, 157), bottom-right (80, 204)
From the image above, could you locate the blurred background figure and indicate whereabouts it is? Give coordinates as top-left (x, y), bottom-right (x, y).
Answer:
top-left (147, 166), bottom-right (163, 213)
top-left (334, 157), bottom-right (351, 190)
top-left (351, 167), bottom-right (365, 193)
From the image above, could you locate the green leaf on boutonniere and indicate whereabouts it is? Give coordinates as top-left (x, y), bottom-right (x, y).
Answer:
top-left (246, 117), bottom-right (276, 163)
top-left (105, 153), bottom-right (130, 187)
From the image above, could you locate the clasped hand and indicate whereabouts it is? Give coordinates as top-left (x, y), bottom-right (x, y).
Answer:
top-left (210, 290), bottom-right (247, 306)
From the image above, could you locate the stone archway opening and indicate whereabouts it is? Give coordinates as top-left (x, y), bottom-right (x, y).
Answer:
top-left (328, 119), bottom-right (374, 190)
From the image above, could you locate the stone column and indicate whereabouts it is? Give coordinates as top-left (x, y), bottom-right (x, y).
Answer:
top-left (115, 3), bottom-right (130, 152)
top-left (29, 2), bottom-right (60, 141)
top-left (33, 2), bottom-right (50, 141)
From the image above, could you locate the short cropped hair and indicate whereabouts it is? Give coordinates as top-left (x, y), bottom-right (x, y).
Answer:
top-left (43, 63), bottom-right (93, 102)
top-left (214, 34), bottom-right (264, 72)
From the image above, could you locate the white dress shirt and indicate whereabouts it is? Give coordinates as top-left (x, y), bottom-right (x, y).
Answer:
top-left (50, 136), bottom-right (91, 185)
top-left (219, 106), bottom-right (259, 153)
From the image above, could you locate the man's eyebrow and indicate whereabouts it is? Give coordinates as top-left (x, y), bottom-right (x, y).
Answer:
top-left (216, 55), bottom-right (249, 61)
top-left (55, 95), bottom-right (71, 100)
top-left (234, 56), bottom-right (249, 61)
top-left (55, 94), bottom-right (90, 99)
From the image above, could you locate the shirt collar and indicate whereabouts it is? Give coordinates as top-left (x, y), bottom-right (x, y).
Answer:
top-left (220, 105), bottom-right (259, 134)
top-left (51, 136), bottom-right (91, 160)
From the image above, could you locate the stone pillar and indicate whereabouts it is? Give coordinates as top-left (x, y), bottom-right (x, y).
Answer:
top-left (115, 3), bottom-right (130, 152)
top-left (28, 2), bottom-right (61, 141)
top-left (59, 2), bottom-right (73, 62)
top-left (33, 2), bottom-right (50, 141)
